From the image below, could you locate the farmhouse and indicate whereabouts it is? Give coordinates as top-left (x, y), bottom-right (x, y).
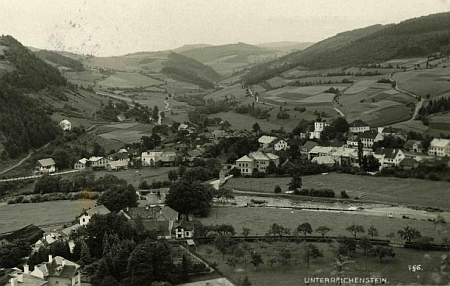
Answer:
top-left (78, 205), bottom-right (111, 226)
top-left (258, 135), bottom-right (277, 148)
top-left (73, 158), bottom-right (88, 170)
top-left (35, 158), bottom-right (56, 174)
top-left (330, 147), bottom-right (358, 166)
top-left (346, 134), bottom-right (359, 147)
top-left (301, 141), bottom-right (318, 153)
top-left (374, 148), bottom-right (405, 169)
top-left (356, 130), bottom-right (384, 148)
top-left (30, 255), bottom-right (81, 286)
top-left (0, 224), bottom-right (44, 247)
top-left (404, 140), bottom-right (424, 153)
top-left (141, 151), bottom-right (178, 167)
top-left (349, 119), bottom-right (370, 133)
top-left (311, 155), bottom-right (336, 167)
top-left (2, 268), bottom-right (47, 286)
top-left (118, 206), bottom-right (191, 239)
top-left (428, 138), bottom-right (450, 157)
top-left (272, 139), bottom-right (289, 151)
top-left (107, 160), bottom-right (129, 171)
top-left (399, 158), bottom-right (419, 170)
top-left (308, 146), bottom-right (335, 160)
top-left (235, 151), bottom-right (279, 175)
top-left (88, 156), bottom-right (110, 169)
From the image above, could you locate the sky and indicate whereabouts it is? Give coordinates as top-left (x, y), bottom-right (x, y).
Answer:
top-left (0, 0), bottom-right (449, 57)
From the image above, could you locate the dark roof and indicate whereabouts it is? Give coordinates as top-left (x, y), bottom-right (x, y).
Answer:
top-left (3, 224), bottom-right (44, 244)
top-left (400, 158), bottom-right (418, 167)
top-left (302, 141), bottom-right (318, 150)
top-left (381, 126), bottom-right (400, 134)
top-left (349, 119), bottom-right (369, 127)
top-left (357, 130), bottom-right (380, 140)
top-left (142, 221), bottom-right (171, 236)
top-left (375, 148), bottom-right (402, 159)
top-left (122, 206), bottom-right (178, 221)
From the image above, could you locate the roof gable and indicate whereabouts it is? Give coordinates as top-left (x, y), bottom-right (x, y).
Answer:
top-left (37, 158), bottom-right (55, 167)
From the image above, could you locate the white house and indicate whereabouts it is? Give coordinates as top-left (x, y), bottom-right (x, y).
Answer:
top-left (30, 255), bottom-right (81, 286)
top-left (428, 138), bottom-right (450, 157)
top-left (59, 119), bottom-right (72, 131)
top-left (88, 156), bottom-right (110, 169)
top-left (312, 156), bottom-right (336, 167)
top-left (79, 205), bottom-right (111, 226)
top-left (272, 139), bottom-right (289, 151)
top-left (330, 147), bottom-right (358, 166)
top-left (235, 151), bottom-right (279, 175)
top-left (308, 146), bottom-right (335, 160)
top-left (356, 130), bottom-right (384, 148)
top-left (107, 160), bottom-right (129, 171)
top-left (74, 158), bottom-right (88, 170)
top-left (374, 148), bottom-right (405, 169)
top-left (349, 119), bottom-right (370, 133)
top-left (36, 158), bottom-right (56, 174)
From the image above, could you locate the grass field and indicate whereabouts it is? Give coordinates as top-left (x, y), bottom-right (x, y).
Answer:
top-left (197, 241), bottom-right (449, 286)
top-left (0, 200), bottom-right (96, 233)
top-left (93, 167), bottom-right (177, 187)
top-left (344, 79), bottom-right (378, 95)
top-left (393, 69), bottom-right (450, 98)
top-left (225, 173), bottom-right (450, 210)
top-left (200, 207), bottom-right (449, 243)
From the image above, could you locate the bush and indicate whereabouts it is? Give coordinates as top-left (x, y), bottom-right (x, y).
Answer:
top-left (274, 185), bottom-right (282, 193)
top-left (340, 190), bottom-right (349, 199)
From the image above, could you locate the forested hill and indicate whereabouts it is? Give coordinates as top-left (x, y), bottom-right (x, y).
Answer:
top-left (161, 52), bottom-right (222, 89)
top-left (35, 50), bottom-right (85, 72)
top-left (0, 35), bottom-right (67, 90)
top-left (0, 36), bottom-right (64, 158)
top-left (243, 12), bottom-right (450, 85)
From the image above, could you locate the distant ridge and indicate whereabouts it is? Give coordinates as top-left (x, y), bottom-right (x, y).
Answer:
top-left (256, 41), bottom-right (315, 52)
top-left (243, 12), bottom-right (450, 85)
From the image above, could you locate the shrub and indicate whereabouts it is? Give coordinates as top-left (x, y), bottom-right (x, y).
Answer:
top-left (274, 185), bottom-right (282, 193)
top-left (340, 190), bottom-right (349, 199)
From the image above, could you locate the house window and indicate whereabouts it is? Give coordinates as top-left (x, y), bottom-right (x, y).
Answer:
top-left (177, 234), bottom-right (182, 238)
top-left (185, 231), bottom-right (190, 237)
top-left (82, 218), bottom-right (85, 223)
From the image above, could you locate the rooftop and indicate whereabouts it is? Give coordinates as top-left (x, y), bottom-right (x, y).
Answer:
top-left (349, 119), bottom-right (369, 127)
top-left (37, 158), bottom-right (55, 167)
top-left (430, 138), bottom-right (450, 148)
top-left (258, 135), bottom-right (277, 144)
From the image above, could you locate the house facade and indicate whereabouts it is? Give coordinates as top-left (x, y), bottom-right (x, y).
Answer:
top-left (235, 151), bottom-right (279, 175)
top-left (107, 160), bottom-right (129, 171)
top-left (273, 139), bottom-right (288, 151)
top-left (78, 205), bottom-right (110, 226)
top-left (74, 158), bottom-right (88, 170)
top-left (88, 157), bottom-right (110, 169)
top-left (36, 158), bottom-right (56, 174)
top-left (349, 119), bottom-right (370, 133)
top-left (428, 138), bottom-right (450, 157)
top-left (374, 148), bottom-right (405, 169)
top-left (258, 135), bottom-right (277, 148)
top-left (356, 131), bottom-right (384, 148)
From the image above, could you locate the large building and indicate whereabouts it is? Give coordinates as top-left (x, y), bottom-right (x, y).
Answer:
top-left (356, 130), bottom-right (384, 148)
top-left (349, 119), bottom-right (370, 133)
top-left (428, 138), bottom-right (450, 157)
top-left (235, 151), bottom-right (279, 175)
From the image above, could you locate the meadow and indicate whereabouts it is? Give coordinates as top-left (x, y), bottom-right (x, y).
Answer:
top-left (224, 173), bottom-right (450, 211)
top-left (0, 200), bottom-right (96, 233)
top-left (97, 72), bottom-right (164, 88)
top-left (196, 241), bottom-right (449, 286)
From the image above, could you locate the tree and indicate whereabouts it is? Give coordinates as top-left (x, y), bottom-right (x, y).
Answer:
top-left (214, 235), bottom-right (236, 259)
top-left (304, 243), bottom-right (323, 269)
top-left (278, 247), bottom-right (291, 266)
top-left (97, 184), bottom-right (138, 212)
top-left (373, 246), bottom-right (395, 263)
top-left (357, 139), bottom-right (363, 168)
top-left (316, 226), bottom-right (332, 237)
top-left (242, 276), bottom-right (252, 286)
top-left (288, 172), bottom-right (302, 191)
top-left (166, 179), bottom-right (215, 217)
top-left (361, 155), bottom-right (380, 172)
top-left (358, 237), bottom-right (373, 256)
top-left (250, 252), bottom-right (264, 269)
top-left (152, 105), bottom-right (159, 122)
top-left (242, 227), bottom-right (251, 238)
top-left (268, 223), bottom-right (291, 239)
top-left (367, 226), bottom-right (379, 238)
top-left (297, 223), bottom-right (313, 239)
top-left (127, 240), bottom-right (178, 286)
top-left (274, 185), bottom-right (282, 193)
top-left (252, 122), bottom-right (260, 133)
top-left (346, 224), bottom-right (365, 238)
top-left (268, 257), bottom-right (277, 268)
top-left (0, 239), bottom-right (31, 268)
top-left (79, 240), bottom-right (92, 266)
top-left (397, 226), bottom-right (421, 243)
top-left (167, 170), bottom-right (178, 182)
top-left (267, 161), bottom-right (278, 174)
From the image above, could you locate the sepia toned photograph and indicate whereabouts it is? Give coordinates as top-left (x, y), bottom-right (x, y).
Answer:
top-left (0, 1), bottom-right (450, 285)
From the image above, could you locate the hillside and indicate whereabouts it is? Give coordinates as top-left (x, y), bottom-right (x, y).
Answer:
top-left (180, 42), bottom-right (279, 75)
top-left (243, 12), bottom-right (450, 85)
top-left (35, 50), bottom-right (85, 71)
top-left (0, 36), bottom-right (66, 158)
top-left (256, 41), bottom-right (315, 52)
top-left (161, 52), bottom-right (222, 89)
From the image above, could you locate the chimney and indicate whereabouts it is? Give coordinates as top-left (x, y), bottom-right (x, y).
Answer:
top-left (9, 278), bottom-right (16, 286)
top-left (17, 273), bottom-right (23, 283)
top-left (126, 206), bottom-right (129, 212)
top-left (23, 265), bottom-right (29, 274)
top-left (61, 259), bottom-right (65, 267)
top-left (48, 254), bottom-right (53, 263)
